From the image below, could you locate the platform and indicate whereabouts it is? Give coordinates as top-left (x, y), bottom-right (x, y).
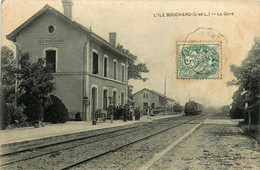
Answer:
top-left (0, 114), bottom-right (182, 155)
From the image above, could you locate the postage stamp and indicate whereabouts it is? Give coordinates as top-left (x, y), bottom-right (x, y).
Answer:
top-left (177, 41), bottom-right (221, 79)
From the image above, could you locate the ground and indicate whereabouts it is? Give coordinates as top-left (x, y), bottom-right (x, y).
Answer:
top-left (151, 118), bottom-right (260, 170)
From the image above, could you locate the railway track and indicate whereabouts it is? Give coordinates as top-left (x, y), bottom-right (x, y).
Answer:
top-left (70, 113), bottom-right (210, 170)
top-left (1, 113), bottom-right (210, 169)
top-left (1, 120), bottom-right (162, 165)
top-left (0, 116), bottom-right (185, 167)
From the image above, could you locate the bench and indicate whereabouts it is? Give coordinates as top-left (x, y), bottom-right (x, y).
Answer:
top-left (95, 109), bottom-right (110, 122)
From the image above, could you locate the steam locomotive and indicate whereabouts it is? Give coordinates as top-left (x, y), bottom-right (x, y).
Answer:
top-left (184, 101), bottom-right (203, 115)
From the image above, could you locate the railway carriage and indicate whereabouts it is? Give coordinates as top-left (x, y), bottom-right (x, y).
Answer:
top-left (184, 101), bottom-right (203, 115)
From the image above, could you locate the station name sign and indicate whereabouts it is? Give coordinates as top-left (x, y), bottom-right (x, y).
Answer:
top-left (36, 37), bottom-right (65, 45)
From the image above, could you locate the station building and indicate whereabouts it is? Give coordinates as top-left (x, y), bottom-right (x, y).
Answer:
top-left (7, 0), bottom-right (134, 121)
top-left (133, 88), bottom-right (175, 110)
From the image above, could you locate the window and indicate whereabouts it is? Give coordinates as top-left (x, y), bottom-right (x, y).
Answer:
top-left (121, 93), bottom-right (125, 106)
top-left (46, 50), bottom-right (56, 72)
top-left (103, 89), bottom-right (108, 109)
top-left (47, 25), bottom-right (55, 35)
top-left (143, 93), bottom-right (148, 98)
top-left (151, 103), bottom-right (155, 108)
top-left (93, 52), bottom-right (98, 74)
top-left (113, 60), bottom-right (117, 80)
top-left (121, 64), bottom-right (125, 82)
top-left (48, 25), bottom-right (55, 33)
top-left (104, 56), bottom-right (108, 77)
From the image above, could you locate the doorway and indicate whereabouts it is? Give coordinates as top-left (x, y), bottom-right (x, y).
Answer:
top-left (91, 87), bottom-right (97, 120)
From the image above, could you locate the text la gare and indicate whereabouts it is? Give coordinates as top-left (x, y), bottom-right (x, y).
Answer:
top-left (217, 12), bottom-right (234, 16)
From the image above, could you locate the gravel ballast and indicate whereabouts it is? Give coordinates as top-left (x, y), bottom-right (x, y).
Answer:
top-left (150, 119), bottom-right (260, 169)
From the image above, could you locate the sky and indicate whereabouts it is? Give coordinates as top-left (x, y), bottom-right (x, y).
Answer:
top-left (1, 0), bottom-right (260, 107)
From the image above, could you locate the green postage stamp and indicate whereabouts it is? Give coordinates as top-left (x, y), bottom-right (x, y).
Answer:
top-left (177, 41), bottom-right (221, 79)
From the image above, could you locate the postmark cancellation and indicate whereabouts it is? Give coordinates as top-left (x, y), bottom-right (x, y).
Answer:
top-left (176, 41), bottom-right (222, 79)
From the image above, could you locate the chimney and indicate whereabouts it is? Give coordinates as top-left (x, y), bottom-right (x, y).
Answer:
top-left (62, 0), bottom-right (73, 20)
top-left (109, 32), bottom-right (117, 46)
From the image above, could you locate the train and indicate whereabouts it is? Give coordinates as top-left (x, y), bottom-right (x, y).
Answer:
top-left (184, 101), bottom-right (203, 115)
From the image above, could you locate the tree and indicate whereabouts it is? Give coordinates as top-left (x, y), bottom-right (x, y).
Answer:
top-left (229, 87), bottom-right (245, 119)
top-left (228, 37), bottom-right (260, 123)
top-left (1, 46), bottom-right (26, 129)
top-left (220, 105), bottom-right (230, 113)
top-left (1, 46), bottom-right (16, 104)
top-left (128, 60), bottom-right (149, 82)
top-left (127, 85), bottom-right (133, 98)
top-left (173, 103), bottom-right (183, 113)
top-left (17, 52), bottom-right (55, 122)
top-left (115, 44), bottom-right (149, 100)
top-left (116, 44), bottom-right (149, 82)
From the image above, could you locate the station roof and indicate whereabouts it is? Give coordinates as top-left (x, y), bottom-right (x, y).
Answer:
top-left (133, 88), bottom-right (175, 101)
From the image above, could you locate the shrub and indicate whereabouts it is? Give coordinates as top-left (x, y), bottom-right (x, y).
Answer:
top-left (244, 102), bottom-right (260, 124)
top-left (229, 106), bottom-right (244, 119)
top-left (18, 93), bottom-right (43, 122)
top-left (27, 101), bottom-right (44, 122)
top-left (44, 95), bottom-right (69, 123)
top-left (1, 102), bottom-right (11, 129)
top-left (1, 93), bottom-right (27, 129)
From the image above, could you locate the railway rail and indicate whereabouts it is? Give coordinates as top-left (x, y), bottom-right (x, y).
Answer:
top-left (1, 113), bottom-right (210, 169)
top-left (1, 116), bottom-right (182, 166)
top-left (70, 113), bottom-right (210, 170)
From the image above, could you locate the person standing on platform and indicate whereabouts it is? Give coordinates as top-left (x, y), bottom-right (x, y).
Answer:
top-left (150, 107), bottom-right (153, 116)
top-left (147, 106), bottom-right (151, 119)
top-left (129, 105), bottom-right (134, 121)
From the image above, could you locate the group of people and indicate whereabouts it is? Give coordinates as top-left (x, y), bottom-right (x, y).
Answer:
top-left (103, 104), bottom-right (154, 122)
top-left (105, 104), bottom-right (141, 121)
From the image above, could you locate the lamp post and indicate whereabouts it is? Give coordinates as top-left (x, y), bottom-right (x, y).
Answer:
top-left (83, 97), bottom-right (90, 121)
top-left (91, 95), bottom-right (96, 125)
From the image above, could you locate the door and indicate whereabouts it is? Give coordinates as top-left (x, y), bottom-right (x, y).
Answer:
top-left (92, 88), bottom-right (97, 120)
top-left (143, 102), bottom-right (148, 109)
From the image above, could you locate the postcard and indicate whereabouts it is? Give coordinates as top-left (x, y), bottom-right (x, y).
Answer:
top-left (1, 0), bottom-right (260, 169)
